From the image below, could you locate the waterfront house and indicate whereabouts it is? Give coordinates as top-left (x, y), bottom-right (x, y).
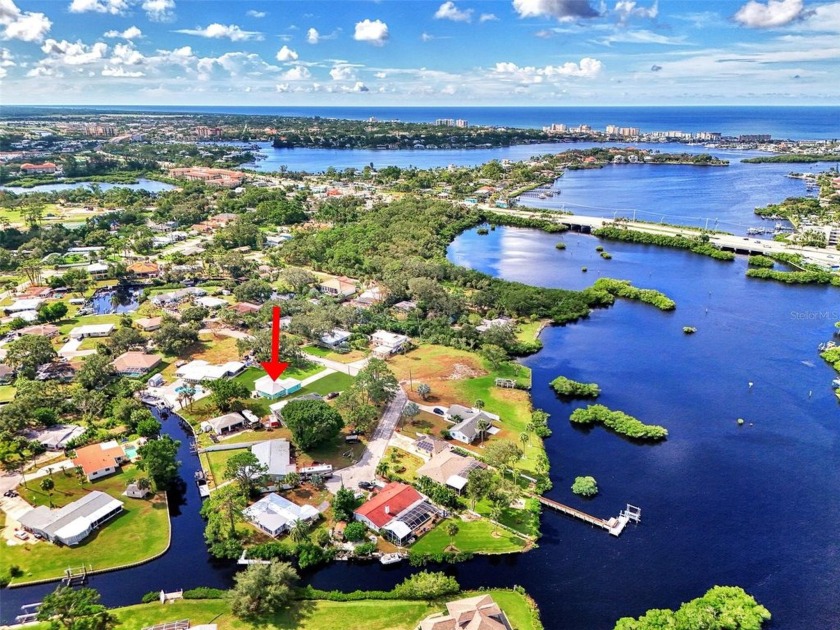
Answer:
top-left (19, 162), bottom-right (58, 175)
top-left (124, 482), bottom-right (150, 499)
top-left (353, 481), bottom-right (439, 545)
top-left (151, 287), bottom-right (207, 307)
top-left (417, 594), bottom-right (513, 630)
top-left (72, 440), bottom-right (128, 481)
top-left (85, 262), bottom-right (109, 279)
top-left (244, 493), bottom-right (320, 538)
top-left (18, 491), bottom-right (124, 546)
top-left (446, 404), bottom-right (499, 445)
top-left (251, 439), bottom-right (295, 481)
top-left (69, 323), bottom-right (115, 340)
top-left (127, 261), bottom-right (161, 278)
top-left (319, 328), bottom-right (351, 350)
top-left (475, 317), bottom-right (514, 333)
top-left (4, 298), bottom-right (44, 314)
top-left (254, 375), bottom-right (302, 400)
top-left (416, 449), bottom-right (484, 493)
top-left (112, 351), bottom-right (162, 376)
top-left (201, 412), bottom-right (245, 435)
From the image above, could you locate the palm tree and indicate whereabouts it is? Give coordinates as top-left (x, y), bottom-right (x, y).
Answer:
top-left (40, 477), bottom-right (55, 507)
top-left (474, 399), bottom-right (485, 410)
top-left (289, 518), bottom-right (310, 544)
top-left (477, 418), bottom-right (491, 444)
top-left (489, 502), bottom-right (503, 535)
top-left (376, 461), bottom-right (389, 478)
top-left (445, 521), bottom-right (459, 550)
top-left (519, 432), bottom-right (530, 449)
top-left (283, 472), bottom-right (301, 488)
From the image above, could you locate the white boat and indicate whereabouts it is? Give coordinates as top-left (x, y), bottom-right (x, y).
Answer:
top-left (379, 553), bottom-right (405, 565)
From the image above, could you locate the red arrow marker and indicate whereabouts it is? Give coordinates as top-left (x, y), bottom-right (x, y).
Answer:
top-left (261, 306), bottom-right (289, 381)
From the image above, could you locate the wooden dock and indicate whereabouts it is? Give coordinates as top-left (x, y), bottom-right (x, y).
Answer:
top-left (537, 496), bottom-right (641, 537)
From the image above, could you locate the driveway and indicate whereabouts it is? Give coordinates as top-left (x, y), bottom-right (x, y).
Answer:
top-left (326, 388), bottom-right (407, 494)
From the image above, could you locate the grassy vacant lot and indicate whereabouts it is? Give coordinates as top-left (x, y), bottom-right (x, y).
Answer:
top-left (305, 345), bottom-right (369, 363)
top-left (24, 589), bottom-right (537, 630)
top-left (4, 467), bottom-right (170, 584)
top-left (389, 344), bottom-right (541, 475)
top-left (413, 518), bottom-right (528, 555)
top-left (382, 447), bottom-right (425, 483)
top-left (516, 319), bottom-right (546, 343)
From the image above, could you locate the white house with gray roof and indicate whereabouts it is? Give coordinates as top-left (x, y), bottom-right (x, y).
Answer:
top-left (446, 404), bottom-right (499, 445)
top-left (251, 439), bottom-right (296, 480)
top-left (243, 493), bottom-right (319, 538)
top-left (18, 491), bottom-right (123, 546)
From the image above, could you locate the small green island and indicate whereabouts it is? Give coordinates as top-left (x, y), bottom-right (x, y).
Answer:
top-left (571, 476), bottom-right (599, 497)
top-left (570, 405), bottom-right (669, 441)
top-left (550, 376), bottom-right (601, 398)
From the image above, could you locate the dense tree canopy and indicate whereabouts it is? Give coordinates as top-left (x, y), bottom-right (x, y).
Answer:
top-left (282, 399), bottom-right (344, 450)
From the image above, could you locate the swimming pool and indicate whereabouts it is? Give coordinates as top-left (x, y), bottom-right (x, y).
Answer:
top-left (125, 447), bottom-right (138, 459)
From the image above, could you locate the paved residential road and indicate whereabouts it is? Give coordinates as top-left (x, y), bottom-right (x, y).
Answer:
top-left (326, 388), bottom-right (407, 494)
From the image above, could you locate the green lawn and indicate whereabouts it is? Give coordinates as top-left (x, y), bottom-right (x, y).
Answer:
top-left (56, 313), bottom-right (123, 336)
top-left (232, 364), bottom-right (328, 391)
top-left (516, 319), bottom-right (546, 343)
top-left (24, 589), bottom-right (538, 630)
top-left (4, 467), bottom-right (170, 584)
top-left (202, 447), bottom-right (250, 488)
top-left (382, 447), bottom-right (425, 483)
top-left (305, 345), bottom-right (369, 363)
top-left (413, 518), bottom-right (528, 555)
top-left (0, 384), bottom-right (16, 404)
top-left (475, 497), bottom-right (541, 538)
top-left (296, 371), bottom-right (354, 395)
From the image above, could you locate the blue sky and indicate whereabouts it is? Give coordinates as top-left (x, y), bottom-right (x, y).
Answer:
top-left (0, 0), bottom-right (838, 105)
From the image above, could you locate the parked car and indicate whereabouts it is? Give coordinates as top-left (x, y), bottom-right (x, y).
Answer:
top-left (325, 391), bottom-right (340, 400)
top-left (432, 407), bottom-right (445, 415)
top-left (358, 480), bottom-right (375, 490)
top-left (14, 531), bottom-right (29, 541)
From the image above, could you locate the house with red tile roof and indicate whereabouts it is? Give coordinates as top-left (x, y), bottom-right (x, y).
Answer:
top-left (353, 481), bottom-right (440, 545)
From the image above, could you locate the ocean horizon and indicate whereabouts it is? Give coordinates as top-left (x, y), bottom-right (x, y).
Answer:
top-left (2, 105), bottom-right (839, 140)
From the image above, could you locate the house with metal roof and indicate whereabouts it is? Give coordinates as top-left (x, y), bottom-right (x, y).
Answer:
top-left (254, 375), bottom-right (302, 400)
top-left (243, 493), bottom-right (320, 538)
top-left (251, 439), bottom-right (295, 480)
top-left (18, 490), bottom-right (124, 546)
top-left (201, 412), bottom-right (246, 435)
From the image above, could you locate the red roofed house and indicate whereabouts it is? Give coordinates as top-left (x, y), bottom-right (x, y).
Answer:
top-left (127, 261), bottom-right (161, 278)
top-left (20, 162), bottom-right (57, 174)
top-left (72, 440), bottom-right (128, 481)
top-left (353, 481), bottom-right (439, 545)
top-left (231, 302), bottom-right (261, 315)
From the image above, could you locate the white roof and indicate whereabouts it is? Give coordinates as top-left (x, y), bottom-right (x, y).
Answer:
top-left (255, 375), bottom-right (300, 395)
top-left (204, 413), bottom-right (245, 433)
top-left (196, 296), bottom-right (227, 309)
top-left (69, 324), bottom-right (115, 337)
top-left (251, 439), bottom-right (295, 477)
top-left (19, 491), bottom-right (123, 541)
top-left (85, 263), bottom-right (109, 273)
top-left (446, 475), bottom-right (469, 491)
top-left (6, 298), bottom-right (44, 312)
top-left (15, 310), bottom-right (40, 322)
top-left (29, 424), bottom-right (85, 449)
top-left (383, 520), bottom-right (412, 539)
top-left (244, 493), bottom-right (319, 534)
top-left (176, 359), bottom-right (244, 381)
top-left (320, 329), bottom-right (351, 345)
top-left (371, 330), bottom-right (408, 347)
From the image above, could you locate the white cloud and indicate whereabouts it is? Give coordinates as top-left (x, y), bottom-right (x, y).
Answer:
top-left (41, 39), bottom-right (108, 65)
top-left (480, 13), bottom-right (499, 22)
top-left (329, 64), bottom-right (356, 80)
top-left (306, 27), bottom-right (320, 44)
top-left (0, 47), bottom-right (14, 66)
top-left (492, 57), bottom-right (603, 81)
top-left (441, 84), bottom-right (457, 94)
top-left (434, 2), bottom-right (473, 22)
top-left (102, 65), bottom-right (143, 77)
top-left (374, 71), bottom-right (387, 78)
top-left (596, 29), bottom-right (684, 45)
top-left (349, 81), bottom-right (368, 92)
top-left (176, 23), bottom-right (262, 41)
top-left (613, 1), bottom-right (658, 24)
top-left (111, 42), bottom-right (144, 65)
top-left (276, 45), bottom-right (298, 61)
top-left (69, 0), bottom-right (128, 14)
top-left (142, 0), bottom-right (175, 22)
top-left (0, 0), bottom-right (52, 42)
top-left (104, 25), bottom-right (142, 39)
top-left (354, 19), bottom-right (389, 45)
top-left (281, 65), bottom-right (310, 80)
top-left (246, 10), bottom-right (266, 18)
top-left (734, 0), bottom-right (804, 28)
top-left (512, 0), bottom-right (599, 21)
